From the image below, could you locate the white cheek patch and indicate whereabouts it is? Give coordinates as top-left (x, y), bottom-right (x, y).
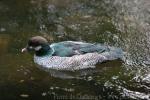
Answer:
top-left (34, 46), bottom-right (42, 51)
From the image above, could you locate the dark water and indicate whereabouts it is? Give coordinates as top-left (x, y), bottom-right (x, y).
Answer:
top-left (0, 0), bottom-right (150, 100)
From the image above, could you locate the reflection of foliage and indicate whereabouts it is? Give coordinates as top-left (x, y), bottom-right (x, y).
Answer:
top-left (0, 0), bottom-right (120, 39)
top-left (0, 0), bottom-right (121, 51)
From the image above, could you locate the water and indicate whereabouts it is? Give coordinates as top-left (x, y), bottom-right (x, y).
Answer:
top-left (0, 0), bottom-right (150, 99)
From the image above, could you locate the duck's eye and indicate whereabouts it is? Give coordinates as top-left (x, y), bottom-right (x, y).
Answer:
top-left (27, 46), bottom-right (34, 51)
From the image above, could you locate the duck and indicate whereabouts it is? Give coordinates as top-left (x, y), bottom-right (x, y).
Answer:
top-left (21, 36), bottom-right (123, 71)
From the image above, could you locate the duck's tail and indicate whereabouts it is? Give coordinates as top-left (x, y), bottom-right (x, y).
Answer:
top-left (101, 47), bottom-right (124, 61)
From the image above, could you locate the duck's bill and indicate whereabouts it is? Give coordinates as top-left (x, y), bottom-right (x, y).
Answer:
top-left (21, 48), bottom-right (27, 52)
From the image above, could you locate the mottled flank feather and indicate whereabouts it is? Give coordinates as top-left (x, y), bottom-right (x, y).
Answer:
top-left (34, 53), bottom-right (105, 70)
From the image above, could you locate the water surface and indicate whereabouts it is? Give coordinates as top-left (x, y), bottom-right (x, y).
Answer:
top-left (0, 0), bottom-right (150, 99)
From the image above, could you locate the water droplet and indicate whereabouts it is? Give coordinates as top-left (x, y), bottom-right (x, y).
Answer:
top-left (41, 92), bottom-right (47, 96)
top-left (20, 94), bottom-right (29, 98)
top-left (19, 80), bottom-right (24, 83)
top-left (0, 28), bottom-right (6, 32)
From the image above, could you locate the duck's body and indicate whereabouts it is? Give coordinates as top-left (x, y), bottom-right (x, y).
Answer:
top-left (22, 36), bottom-right (123, 71)
top-left (34, 41), bottom-right (123, 70)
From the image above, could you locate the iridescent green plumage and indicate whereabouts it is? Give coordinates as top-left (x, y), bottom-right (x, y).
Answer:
top-left (49, 41), bottom-right (111, 57)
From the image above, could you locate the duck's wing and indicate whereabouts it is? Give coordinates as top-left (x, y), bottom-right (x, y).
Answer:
top-left (50, 42), bottom-right (77, 57)
top-left (63, 41), bottom-right (110, 54)
top-left (50, 41), bottom-right (109, 57)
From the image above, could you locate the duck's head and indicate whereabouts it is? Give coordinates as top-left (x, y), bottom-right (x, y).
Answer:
top-left (22, 36), bottom-right (51, 56)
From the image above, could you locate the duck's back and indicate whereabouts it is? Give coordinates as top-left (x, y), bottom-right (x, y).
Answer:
top-left (50, 41), bottom-right (109, 57)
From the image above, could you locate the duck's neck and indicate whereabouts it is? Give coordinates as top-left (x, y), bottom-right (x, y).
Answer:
top-left (35, 44), bottom-right (52, 56)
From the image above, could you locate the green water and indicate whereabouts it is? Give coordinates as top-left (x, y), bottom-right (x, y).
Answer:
top-left (0, 0), bottom-right (150, 100)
